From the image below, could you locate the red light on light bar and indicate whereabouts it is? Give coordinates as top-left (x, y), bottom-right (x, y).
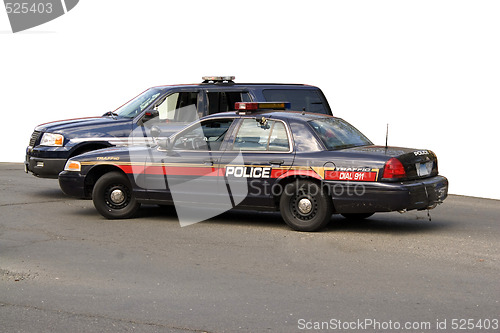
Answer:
top-left (235, 102), bottom-right (258, 110)
top-left (235, 102), bottom-right (291, 111)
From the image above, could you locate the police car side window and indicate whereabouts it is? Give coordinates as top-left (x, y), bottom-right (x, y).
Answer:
top-left (232, 119), bottom-right (290, 151)
top-left (172, 119), bottom-right (233, 151)
top-left (268, 122), bottom-right (290, 151)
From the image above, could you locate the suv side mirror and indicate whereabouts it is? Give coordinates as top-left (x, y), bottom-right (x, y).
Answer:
top-left (144, 109), bottom-right (159, 119)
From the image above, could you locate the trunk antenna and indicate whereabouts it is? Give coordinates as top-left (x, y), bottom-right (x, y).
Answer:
top-left (385, 123), bottom-right (389, 151)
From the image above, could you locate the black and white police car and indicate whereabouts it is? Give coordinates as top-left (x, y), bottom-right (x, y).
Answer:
top-left (59, 102), bottom-right (448, 231)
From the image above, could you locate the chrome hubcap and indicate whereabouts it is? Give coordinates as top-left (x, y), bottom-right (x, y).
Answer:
top-left (110, 189), bottom-right (125, 204)
top-left (297, 198), bottom-right (312, 214)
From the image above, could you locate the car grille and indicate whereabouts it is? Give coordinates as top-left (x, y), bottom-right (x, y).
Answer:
top-left (29, 131), bottom-right (42, 147)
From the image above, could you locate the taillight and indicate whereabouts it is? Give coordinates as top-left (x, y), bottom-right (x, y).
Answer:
top-left (383, 158), bottom-right (406, 179)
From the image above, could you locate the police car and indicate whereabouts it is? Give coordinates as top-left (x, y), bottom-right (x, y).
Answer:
top-left (59, 102), bottom-right (448, 232)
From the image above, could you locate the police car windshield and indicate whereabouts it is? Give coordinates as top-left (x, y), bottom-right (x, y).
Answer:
top-left (309, 118), bottom-right (372, 150)
top-left (115, 88), bottom-right (162, 119)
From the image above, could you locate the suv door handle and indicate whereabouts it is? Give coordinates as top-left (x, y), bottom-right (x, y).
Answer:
top-left (269, 160), bottom-right (284, 166)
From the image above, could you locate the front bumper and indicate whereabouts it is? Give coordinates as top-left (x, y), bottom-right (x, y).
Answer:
top-left (25, 145), bottom-right (72, 179)
top-left (326, 175), bottom-right (448, 214)
top-left (25, 155), bottom-right (67, 179)
top-left (59, 171), bottom-right (87, 198)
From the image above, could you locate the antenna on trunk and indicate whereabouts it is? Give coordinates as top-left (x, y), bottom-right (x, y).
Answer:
top-left (385, 123), bottom-right (389, 152)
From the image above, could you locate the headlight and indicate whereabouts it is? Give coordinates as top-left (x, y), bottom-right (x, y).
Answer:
top-left (40, 133), bottom-right (64, 146)
top-left (64, 160), bottom-right (81, 172)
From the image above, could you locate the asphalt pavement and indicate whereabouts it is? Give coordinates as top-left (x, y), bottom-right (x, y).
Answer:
top-left (1, 163), bottom-right (499, 332)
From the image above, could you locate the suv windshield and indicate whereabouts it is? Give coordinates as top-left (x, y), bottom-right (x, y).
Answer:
top-left (309, 118), bottom-right (372, 150)
top-left (115, 88), bottom-right (162, 119)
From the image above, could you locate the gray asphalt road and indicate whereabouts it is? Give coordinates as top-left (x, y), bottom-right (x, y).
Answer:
top-left (1, 163), bottom-right (499, 332)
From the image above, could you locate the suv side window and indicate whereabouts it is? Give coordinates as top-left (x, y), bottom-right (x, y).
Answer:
top-left (262, 89), bottom-right (327, 114)
top-left (207, 91), bottom-right (251, 115)
top-left (172, 118), bottom-right (234, 151)
top-left (232, 119), bottom-right (290, 151)
top-left (155, 92), bottom-right (200, 123)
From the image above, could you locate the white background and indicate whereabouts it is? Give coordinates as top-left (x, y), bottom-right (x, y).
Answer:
top-left (1, 0), bottom-right (499, 199)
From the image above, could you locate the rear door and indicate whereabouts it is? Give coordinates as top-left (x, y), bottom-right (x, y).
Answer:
top-left (219, 117), bottom-right (296, 209)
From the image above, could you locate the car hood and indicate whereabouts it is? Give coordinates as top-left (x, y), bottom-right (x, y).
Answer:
top-left (34, 116), bottom-right (132, 138)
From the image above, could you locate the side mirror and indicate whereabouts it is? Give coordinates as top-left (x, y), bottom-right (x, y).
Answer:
top-left (144, 109), bottom-right (159, 119)
top-left (158, 137), bottom-right (171, 150)
top-left (150, 126), bottom-right (161, 138)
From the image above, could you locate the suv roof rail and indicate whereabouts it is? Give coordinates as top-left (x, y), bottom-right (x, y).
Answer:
top-left (202, 76), bottom-right (235, 84)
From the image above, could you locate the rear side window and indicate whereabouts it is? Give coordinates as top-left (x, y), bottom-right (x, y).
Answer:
top-left (263, 89), bottom-right (327, 114)
top-left (207, 91), bottom-right (251, 114)
top-left (232, 119), bottom-right (290, 151)
top-left (309, 118), bottom-right (372, 150)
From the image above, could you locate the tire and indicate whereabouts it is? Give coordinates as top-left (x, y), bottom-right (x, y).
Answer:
top-left (279, 180), bottom-right (333, 232)
top-left (341, 213), bottom-right (374, 220)
top-left (92, 171), bottom-right (140, 219)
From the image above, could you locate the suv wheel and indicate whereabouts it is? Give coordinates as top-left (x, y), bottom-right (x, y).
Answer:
top-left (92, 172), bottom-right (140, 219)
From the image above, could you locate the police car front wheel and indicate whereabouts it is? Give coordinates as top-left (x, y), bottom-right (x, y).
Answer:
top-left (92, 171), bottom-right (140, 219)
top-left (279, 180), bottom-right (333, 232)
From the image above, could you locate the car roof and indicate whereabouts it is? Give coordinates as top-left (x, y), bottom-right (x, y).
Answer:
top-left (204, 110), bottom-right (335, 122)
top-left (148, 83), bottom-right (319, 90)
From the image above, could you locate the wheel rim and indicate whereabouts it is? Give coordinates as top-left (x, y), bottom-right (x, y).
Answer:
top-left (104, 184), bottom-right (130, 209)
top-left (291, 193), bottom-right (318, 220)
top-left (297, 198), bottom-right (313, 214)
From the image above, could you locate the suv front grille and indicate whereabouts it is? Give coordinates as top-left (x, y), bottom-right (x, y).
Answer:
top-left (29, 131), bottom-right (42, 147)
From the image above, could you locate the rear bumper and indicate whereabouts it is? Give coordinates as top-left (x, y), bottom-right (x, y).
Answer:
top-left (327, 175), bottom-right (448, 214)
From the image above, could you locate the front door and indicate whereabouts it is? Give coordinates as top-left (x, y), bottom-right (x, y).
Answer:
top-left (144, 117), bottom-right (237, 225)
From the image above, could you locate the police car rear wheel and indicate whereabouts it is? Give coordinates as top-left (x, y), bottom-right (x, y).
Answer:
top-left (92, 172), bottom-right (140, 219)
top-left (280, 180), bottom-right (333, 232)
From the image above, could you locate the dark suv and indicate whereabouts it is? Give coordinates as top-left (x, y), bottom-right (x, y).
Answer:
top-left (25, 76), bottom-right (332, 179)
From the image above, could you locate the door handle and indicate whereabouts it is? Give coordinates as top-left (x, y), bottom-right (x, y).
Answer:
top-left (269, 160), bottom-right (284, 166)
top-left (203, 160), bottom-right (214, 166)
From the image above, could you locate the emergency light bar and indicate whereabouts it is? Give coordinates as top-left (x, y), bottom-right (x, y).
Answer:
top-left (235, 102), bottom-right (291, 111)
top-left (202, 76), bottom-right (235, 83)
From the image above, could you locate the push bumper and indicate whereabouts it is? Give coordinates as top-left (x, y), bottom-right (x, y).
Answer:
top-left (327, 175), bottom-right (448, 214)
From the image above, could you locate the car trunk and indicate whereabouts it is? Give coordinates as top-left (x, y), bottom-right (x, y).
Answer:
top-left (343, 146), bottom-right (439, 181)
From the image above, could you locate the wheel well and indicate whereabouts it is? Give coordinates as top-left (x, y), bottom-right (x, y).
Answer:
top-left (84, 165), bottom-right (126, 198)
top-left (273, 176), bottom-right (334, 210)
top-left (70, 143), bottom-right (112, 158)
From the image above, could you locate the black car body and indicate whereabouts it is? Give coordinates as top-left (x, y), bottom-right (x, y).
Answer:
top-left (59, 103), bottom-right (448, 231)
top-left (26, 77), bottom-right (332, 179)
